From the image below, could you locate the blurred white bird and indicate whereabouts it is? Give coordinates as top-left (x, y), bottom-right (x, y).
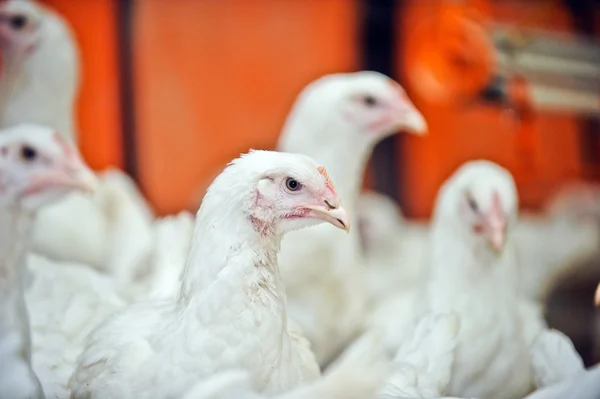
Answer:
top-left (515, 182), bottom-right (600, 301)
top-left (369, 161), bottom-right (584, 399)
top-left (0, 124), bottom-right (96, 399)
top-left (0, 0), bottom-right (79, 140)
top-left (378, 313), bottom-right (459, 398)
top-left (529, 328), bottom-right (585, 388)
top-left (27, 254), bottom-right (126, 399)
top-left (357, 191), bottom-right (429, 306)
top-left (31, 169), bottom-right (155, 293)
top-left (520, 288), bottom-right (600, 399)
top-left (520, 283), bottom-right (600, 399)
top-left (359, 183), bottom-right (600, 308)
top-left (69, 150), bottom-right (352, 399)
top-left (523, 364), bottom-right (600, 399)
top-left (130, 210), bottom-right (196, 301)
top-left (277, 71), bottom-right (427, 366)
top-left (0, 0), bottom-right (158, 293)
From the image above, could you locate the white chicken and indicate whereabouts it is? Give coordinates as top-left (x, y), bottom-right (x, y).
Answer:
top-left (0, 124), bottom-right (96, 399)
top-left (378, 313), bottom-right (459, 398)
top-left (369, 160), bottom-right (584, 399)
top-left (27, 254), bottom-right (126, 399)
top-left (360, 183), bottom-right (600, 307)
top-left (357, 191), bottom-right (429, 306)
top-left (522, 364), bottom-right (600, 399)
top-left (515, 182), bottom-right (600, 301)
top-left (131, 210), bottom-right (196, 300)
top-left (276, 71), bottom-right (427, 366)
top-left (69, 150), bottom-right (352, 399)
top-left (0, 0), bottom-right (156, 291)
top-left (0, 0), bottom-right (78, 140)
top-left (525, 291), bottom-right (599, 399)
top-left (181, 329), bottom-right (389, 399)
top-left (31, 169), bottom-right (155, 293)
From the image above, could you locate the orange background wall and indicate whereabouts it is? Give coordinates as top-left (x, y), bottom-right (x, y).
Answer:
top-left (398, 0), bottom-right (591, 218)
top-left (40, 0), bottom-right (598, 218)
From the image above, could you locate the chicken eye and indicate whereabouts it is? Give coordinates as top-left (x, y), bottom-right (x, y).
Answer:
top-left (20, 145), bottom-right (37, 162)
top-left (363, 95), bottom-right (378, 107)
top-left (466, 195), bottom-right (479, 213)
top-left (285, 177), bottom-right (302, 192)
top-left (10, 15), bottom-right (27, 30)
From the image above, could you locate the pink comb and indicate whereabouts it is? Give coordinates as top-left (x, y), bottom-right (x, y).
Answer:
top-left (317, 166), bottom-right (336, 193)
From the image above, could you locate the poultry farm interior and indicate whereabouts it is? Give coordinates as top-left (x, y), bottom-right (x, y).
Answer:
top-left (0, 0), bottom-right (599, 398)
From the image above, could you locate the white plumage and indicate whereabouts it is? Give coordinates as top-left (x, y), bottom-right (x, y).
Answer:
top-left (361, 183), bottom-right (600, 307)
top-left (369, 160), bottom-right (584, 399)
top-left (523, 364), bottom-right (600, 399)
top-left (358, 191), bottom-right (428, 306)
top-left (0, 0), bottom-right (79, 141)
top-left (379, 313), bottom-right (459, 398)
top-left (514, 182), bottom-right (600, 301)
top-left (69, 150), bottom-right (352, 399)
top-left (277, 71), bottom-right (427, 366)
top-left (0, 124), bottom-right (96, 399)
top-left (181, 325), bottom-right (389, 399)
top-left (0, 0), bottom-right (157, 294)
top-left (131, 210), bottom-right (196, 300)
top-left (27, 254), bottom-right (126, 399)
top-left (529, 328), bottom-right (585, 388)
top-left (32, 169), bottom-right (155, 293)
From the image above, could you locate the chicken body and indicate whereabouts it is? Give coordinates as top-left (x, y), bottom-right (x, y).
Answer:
top-left (0, 124), bottom-right (96, 399)
top-left (69, 151), bottom-right (353, 398)
top-left (369, 161), bottom-right (584, 399)
top-left (277, 71), bottom-right (426, 366)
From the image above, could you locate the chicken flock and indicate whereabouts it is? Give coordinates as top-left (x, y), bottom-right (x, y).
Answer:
top-left (0, 1), bottom-right (599, 399)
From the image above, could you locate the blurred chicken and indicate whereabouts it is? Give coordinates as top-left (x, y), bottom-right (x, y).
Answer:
top-left (515, 182), bottom-right (600, 301)
top-left (0, 0), bottom-right (78, 140)
top-left (31, 169), bottom-right (155, 291)
top-left (358, 191), bottom-right (428, 306)
top-left (522, 364), bottom-right (600, 399)
top-left (129, 211), bottom-right (196, 301)
top-left (361, 181), bottom-right (600, 306)
top-left (277, 71), bottom-right (427, 366)
top-left (378, 313), bottom-right (459, 398)
top-left (368, 161), bottom-right (584, 398)
top-left (529, 328), bottom-right (585, 388)
top-left (0, 124), bottom-right (97, 399)
top-left (0, 0), bottom-right (158, 291)
top-left (524, 285), bottom-right (599, 399)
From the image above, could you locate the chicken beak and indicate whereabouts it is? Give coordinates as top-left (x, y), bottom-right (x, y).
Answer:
top-left (304, 204), bottom-right (351, 232)
top-left (393, 99), bottom-right (428, 136)
top-left (595, 283), bottom-right (600, 307)
top-left (24, 160), bottom-right (97, 196)
top-left (485, 213), bottom-right (506, 254)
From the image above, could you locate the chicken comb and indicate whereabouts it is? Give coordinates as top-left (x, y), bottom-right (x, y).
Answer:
top-left (52, 131), bottom-right (76, 160)
top-left (317, 166), bottom-right (336, 193)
